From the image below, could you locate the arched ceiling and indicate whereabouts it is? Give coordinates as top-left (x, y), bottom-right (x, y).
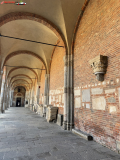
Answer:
top-left (0, 0), bottom-right (85, 90)
top-left (10, 74), bottom-right (33, 85)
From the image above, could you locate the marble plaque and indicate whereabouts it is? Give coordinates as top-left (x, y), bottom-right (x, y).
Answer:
top-left (82, 89), bottom-right (90, 102)
top-left (75, 97), bottom-right (81, 108)
top-left (59, 95), bottom-right (61, 102)
top-left (53, 96), bottom-right (55, 101)
top-left (118, 88), bottom-right (120, 104)
top-left (117, 141), bottom-right (120, 150)
top-left (86, 104), bottom-right (90, 109)
top-left (49, 96), bottom-right (51, 104)
top-left (109, 106), bottom-right (116, 113)
top-left (62, 94), bottom-right (64, 103)
top-left (91, 88), bottom-right (103, 95)
top-left (92, 97), bottom-right (106, 110)
top-left (74, 89), bottom-right (80, 96)
top-left (105, 89), bottom-right (115, 94)
top-left (107, 97), bottom-right (116, 103)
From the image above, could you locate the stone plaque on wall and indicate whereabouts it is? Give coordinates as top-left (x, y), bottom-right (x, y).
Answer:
top-left (49, 96), bottom-right (51, 104)
top-left (62, 94), bottom-right (64, 103)
top-left (53, 96), bottom-right (55, 101)
top-left (107, 97), bottom-right (116, 103)
top-left (109, 106), bottom-right (116, 113)
top-left (59, 95), bottom-right (61, 102)
top-left (91, 88), bottom-right (103, 95)
top-left (118, 88), bottom-right (120, 104)
top-left (92, 97), bottom-right (106, 110)
top-left (75, 97), bottom-right (81, 108)
top-left (82, 89), bottom-right (90, 102)
top-left (116, 141), bottom-right (120, 151)
top-left (74, 89), bottom-right (80, 96)
top-left (86, 104), bottom-right (90, 109)
top-left (105, 89), bottom-right (115, 94)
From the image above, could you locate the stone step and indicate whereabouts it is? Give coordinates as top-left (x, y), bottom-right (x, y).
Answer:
top-left (72, 129), bottom-right (93, 141)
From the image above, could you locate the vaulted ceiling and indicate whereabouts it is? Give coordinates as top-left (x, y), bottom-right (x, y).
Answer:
top-left (0, 0), bottom-right (85, 90)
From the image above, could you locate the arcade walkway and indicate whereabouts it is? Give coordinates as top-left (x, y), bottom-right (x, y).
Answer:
top-left (0, 108), bottom-right (120, 160)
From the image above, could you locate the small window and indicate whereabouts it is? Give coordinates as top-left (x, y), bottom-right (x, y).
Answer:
top-left (18, 88), bottom-right (20, 92)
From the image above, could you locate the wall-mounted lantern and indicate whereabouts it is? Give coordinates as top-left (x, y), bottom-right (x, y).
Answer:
top-left (89, 55), bottom-right (108, 81)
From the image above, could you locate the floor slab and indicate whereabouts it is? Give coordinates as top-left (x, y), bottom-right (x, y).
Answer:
top-left (0, 107), bottom-right (119, 160)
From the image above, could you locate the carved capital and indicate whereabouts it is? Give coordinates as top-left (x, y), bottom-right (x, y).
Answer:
top-left (89, 55), bottom-right (108, 81)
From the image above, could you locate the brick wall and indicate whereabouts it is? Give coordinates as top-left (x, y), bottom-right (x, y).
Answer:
top-left (49, 41), bottom-right (65, 114)
top-left (74, 0), bottom-right (120, 151)
top-left (40, 69), bottom-right (45, 104)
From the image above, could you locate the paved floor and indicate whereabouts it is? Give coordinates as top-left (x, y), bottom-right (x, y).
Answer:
top-left (0, 108), bottom-right (120, 160)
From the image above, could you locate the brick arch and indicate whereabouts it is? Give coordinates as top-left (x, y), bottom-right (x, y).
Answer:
top-left (7, 66), bottom-right (38, 79)
top-left (0, 12), bottom-right (67, 53)
top-left (10, 74), bottom-right (33, 85)
top-left (11, 79), bottom-right (30, 87)
top-left (3, 50), bottom-right (47, 71)
top-left (13, 84), bottom-right (28, 91)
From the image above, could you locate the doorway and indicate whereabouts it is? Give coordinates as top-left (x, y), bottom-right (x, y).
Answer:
top-left (16, 98), bottom-right (21, 107)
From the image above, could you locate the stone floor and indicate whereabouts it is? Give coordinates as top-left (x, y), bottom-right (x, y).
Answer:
top-left (0, 108), bottom-right (120, 160)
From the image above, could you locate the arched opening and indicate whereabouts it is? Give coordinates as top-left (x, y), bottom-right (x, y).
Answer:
top-left (13, 86), bottom-right (26, 107)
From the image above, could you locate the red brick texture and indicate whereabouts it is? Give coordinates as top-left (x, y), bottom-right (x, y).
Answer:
top-left (49, 40), bottom-right (65, 114)
top-left (74, 0), bottom-right (120, 151)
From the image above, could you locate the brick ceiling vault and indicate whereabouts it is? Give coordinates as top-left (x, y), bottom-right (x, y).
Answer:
top-left (0, 0), bottom-right (85, 89)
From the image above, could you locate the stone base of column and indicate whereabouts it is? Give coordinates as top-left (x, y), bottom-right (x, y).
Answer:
top-left (70, 123), bottom-right (74, 131)
top-left (2, 109), bottom-right (5, 113)
top-left (43, 113), bottom-right (46, 117)
top-left (63, 121), bottom-right (67, 130)
top-left (67, 123), bottom-right (70, 131)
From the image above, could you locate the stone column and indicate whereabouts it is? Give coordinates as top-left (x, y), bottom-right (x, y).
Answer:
top-left (32, 87), bottom-right (34, 110)
top-left (0, 71), bottom-right (3, 113)
top-left (7, 87), bottom-right (11, 108)
top-left (6, 86), bottom-right (9, 109)
top-left (37, 82), bottom-right (41, 104)
top-left (0, 78), bottom-right (5, 113)
top-left (3, 83), bottom-right (7, 110)
top-left (63, 55), bottom-right (68, 130)
top-left (28, 90), bottom-right (31, 107)
top-left (43, 74), bottom-right (50, 116)
top-left (10, 90), bottom-right (14, 107)
top-left (63, 54), bottom-right (74, 131)
top-left (69, 55), bottom-right (74, 130)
